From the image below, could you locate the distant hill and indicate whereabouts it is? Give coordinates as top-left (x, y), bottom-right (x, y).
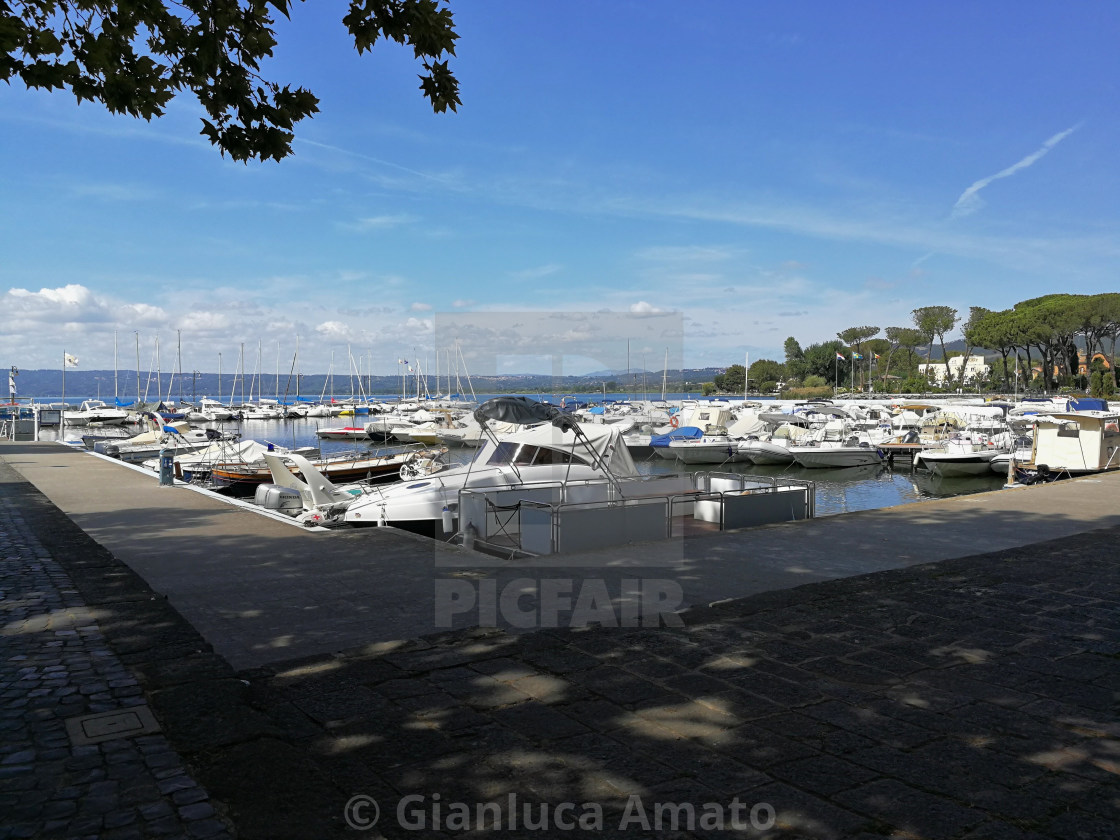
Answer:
top-left (7, 368), bottom-right (726, 401)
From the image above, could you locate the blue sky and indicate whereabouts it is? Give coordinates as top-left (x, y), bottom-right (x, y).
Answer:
top-left (2, 1), bottom-right (1118, 377)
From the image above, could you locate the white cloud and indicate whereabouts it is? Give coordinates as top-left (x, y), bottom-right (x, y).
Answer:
top-left (629, 301), bottom-right (667, 315)
top-left (951, 125), bottom-right (1081, 218)
top-left (315, 321), bottom-right (354, 340)
top-left (410, 302), bottom-right (432, 312)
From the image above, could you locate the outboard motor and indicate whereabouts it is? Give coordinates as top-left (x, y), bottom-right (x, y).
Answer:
top-left (254, 484), bottom-right (303, 516)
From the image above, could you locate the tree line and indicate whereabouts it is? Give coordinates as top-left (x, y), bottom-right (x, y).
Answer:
top-left (711, 293), bottom-right (1120, 397)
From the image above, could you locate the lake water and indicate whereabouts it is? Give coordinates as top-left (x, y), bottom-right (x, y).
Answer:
top-left (46, 412), bottom-right (1008, 517)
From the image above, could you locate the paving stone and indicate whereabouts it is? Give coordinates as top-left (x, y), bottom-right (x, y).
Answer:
top-left (0, 476), bottom-right (233, 840)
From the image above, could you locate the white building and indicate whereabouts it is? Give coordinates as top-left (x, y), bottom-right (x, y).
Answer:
top-left (918, 355), bottom-right (990, 385)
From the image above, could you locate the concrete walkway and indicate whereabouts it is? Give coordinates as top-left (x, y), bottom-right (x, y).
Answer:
top-left (1, 446), bottom-right (1117, 839)
top-left (3, 441), bottom-right (1120, 671)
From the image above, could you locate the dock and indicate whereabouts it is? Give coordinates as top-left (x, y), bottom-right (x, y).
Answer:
top-left (875, 441), bottom-right (927, 465)
top-left (3, 440), bottom-right (1118, 839)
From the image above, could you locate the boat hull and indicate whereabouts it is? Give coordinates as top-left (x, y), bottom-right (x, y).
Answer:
top-left (919, 452), bottom-right (1001, 477)
top-left (791, 447), bottom-right (883, 469)
top-left (212, 455), bottom-right (409, 494)
top-left (740, 441), bottom-right (795, 465)
top-left (668, 441), bottom-right (746, 465)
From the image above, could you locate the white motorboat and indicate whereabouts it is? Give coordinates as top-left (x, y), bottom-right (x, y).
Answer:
top-left (738, 438), bottom-right (794, 465)
top-left (667, 429), bottom-right (750, 465)
top-left (648, 426), bottom-right (704, 459)
top-left (365, 412), bottom-right (421, 441)
top-left (241, 403), bottom-right (283, 420)
top-left (915, 433), bottom-right (1010, 477)
top-left (187, 398), bottom-right (235, 422)
top-left (94, 414), bottom-right (232, 462)
top-left (315, 425), bottom-right (372, 441)
top-left (65, 399), bottom-right (130, 426)
top-left (791, 441), bottom-right (883, 469)
top-left (342, 397), bottom-right (639, 535)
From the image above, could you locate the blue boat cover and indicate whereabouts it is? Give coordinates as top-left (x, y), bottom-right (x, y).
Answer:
top-left (1069, 397), bottom-right (1107, 412)
top-left (650, 426), bottom-right (704, 447)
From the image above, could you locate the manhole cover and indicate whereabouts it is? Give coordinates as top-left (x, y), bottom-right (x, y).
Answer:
top-left (65, 705), bottom-right (161, 746)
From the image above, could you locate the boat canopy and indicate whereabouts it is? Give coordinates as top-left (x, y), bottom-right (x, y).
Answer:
top-left (498, 421), bottom-right (638, 477)
top-left (474, 396), bottom-right (576, 431)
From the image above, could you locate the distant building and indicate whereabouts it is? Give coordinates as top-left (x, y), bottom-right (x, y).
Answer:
top-left (918, 355), bottom-right (990, 385)
top-left (1076, 351), bottom-right (1112, 376)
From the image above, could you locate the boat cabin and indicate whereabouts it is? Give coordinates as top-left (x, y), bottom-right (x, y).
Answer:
top-left (1030, 411), bottom-right (1120, 474)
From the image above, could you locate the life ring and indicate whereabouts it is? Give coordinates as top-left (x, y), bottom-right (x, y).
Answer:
top-left (670, 416), bottom-right (680, 429)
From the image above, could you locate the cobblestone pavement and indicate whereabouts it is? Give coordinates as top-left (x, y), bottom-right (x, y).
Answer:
top-left (234, 533), bottom-right (1120, 839)
top-left (3, 457), bottom-right (1119, 839)
top-left (0, 472), bottom-right (233, 840)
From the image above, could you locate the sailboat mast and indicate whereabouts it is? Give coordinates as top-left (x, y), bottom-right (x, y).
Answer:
top-left (661, 348), bottom-right (668, 401)
top-left (135, 332), bottom-right (141, 405)
top-left (113, 331), bottom-right (118, 399)
top-left (176, 329), bottom-right (182, 404)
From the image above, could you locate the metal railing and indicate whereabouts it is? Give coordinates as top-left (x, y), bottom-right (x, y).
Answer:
top-left (463, 471), bottom-right (815, 555)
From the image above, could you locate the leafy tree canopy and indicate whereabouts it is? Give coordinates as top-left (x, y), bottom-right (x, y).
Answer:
top-left (2, 0), bottom-right (460, 161)
top-left (837, 325), bottom-right (879, 348)
top-left (713, 364), bottom-right (745, 393)
top-left (748, 358), bottom-right (786, 385)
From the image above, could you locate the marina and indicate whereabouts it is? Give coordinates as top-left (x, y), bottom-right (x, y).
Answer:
top-left (2, 427), bottom-right (1119, 670)
top-left (2, 392), bottom-right (1102, 535)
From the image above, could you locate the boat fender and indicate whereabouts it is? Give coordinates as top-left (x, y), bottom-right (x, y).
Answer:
top-left (670, 416), bottom-right (679, 429)
top-left (441, 505), bottom-right (454, 535)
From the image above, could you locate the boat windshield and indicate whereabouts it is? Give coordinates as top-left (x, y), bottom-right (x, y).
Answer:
top-left (486, 441), bottom-right (586, 467)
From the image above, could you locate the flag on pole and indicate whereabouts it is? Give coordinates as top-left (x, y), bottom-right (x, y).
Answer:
top-left (873, 353), bottom-right (881, 360)
top-left (853, 353), bottom-right (863, 360)
top-left (8, 367), bottom-right (16, 399)
top-left (64, 353), bottom-right (79, 368)
top-left (835, 352), bottom-right (845, 360)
